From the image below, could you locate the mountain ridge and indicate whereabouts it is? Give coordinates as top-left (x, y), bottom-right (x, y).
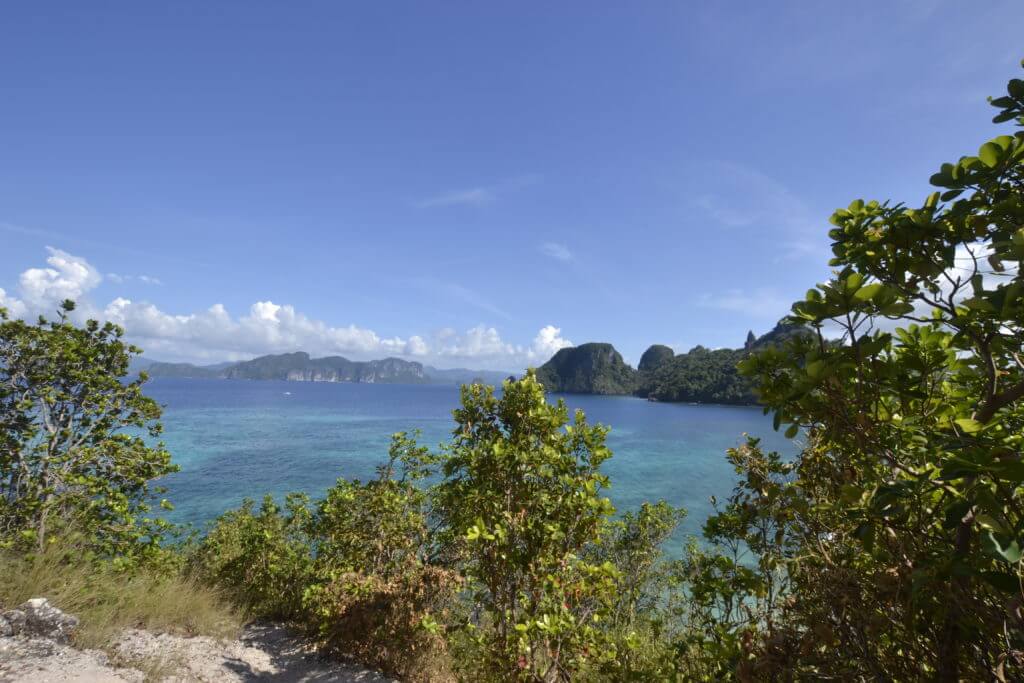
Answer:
top-left (135, 354), bottom-right (512, 386)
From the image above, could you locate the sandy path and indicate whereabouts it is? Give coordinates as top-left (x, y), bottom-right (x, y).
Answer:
top-left (0, 623), bottom-right (394, 682)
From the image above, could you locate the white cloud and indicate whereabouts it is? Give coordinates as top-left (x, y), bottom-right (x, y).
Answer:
top-left (1, 247), bottom-right (570, 370)
top-left (0, 287), bottom-right (26, 318)
top-left (435, 323), bottom-right (571, 368)
top-left (540, 242), bottom-right (573, 262)
top-left (530, 325), bottom-right (573, 359)
top-left (405, 335), bottom-right (429, 356)
top-left (19, 247), bottom-right (102, 308)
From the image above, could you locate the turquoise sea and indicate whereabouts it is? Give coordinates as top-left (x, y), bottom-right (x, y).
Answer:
top-left (148, 378), bottom-right (795, 544)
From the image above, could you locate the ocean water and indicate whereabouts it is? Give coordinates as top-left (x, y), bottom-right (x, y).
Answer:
top-left (147, 378), bottom-right (795, 544)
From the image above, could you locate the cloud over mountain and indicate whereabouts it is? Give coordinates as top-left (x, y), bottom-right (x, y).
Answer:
top-left (0, 248), bottom-right (571, 370)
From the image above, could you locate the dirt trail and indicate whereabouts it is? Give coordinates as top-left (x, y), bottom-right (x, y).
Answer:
top-left (0, 623), bottom-right (394, 682)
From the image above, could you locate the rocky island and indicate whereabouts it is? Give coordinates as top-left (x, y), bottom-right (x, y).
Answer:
top-left (534, 321), bottom-right (810, 405)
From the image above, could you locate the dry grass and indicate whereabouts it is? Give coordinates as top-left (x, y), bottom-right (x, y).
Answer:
top-left (0, 545), bottom-right (242, 651)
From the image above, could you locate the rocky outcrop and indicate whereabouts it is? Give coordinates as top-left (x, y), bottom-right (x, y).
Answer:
top-left (635, 345), bottom-right (676, 398)
top-left (637, 345), bottom-right (674, 373)
top-left (535, 343), bottom-right (637, 395)
top-left (0, 598), bottom-right (79, 643)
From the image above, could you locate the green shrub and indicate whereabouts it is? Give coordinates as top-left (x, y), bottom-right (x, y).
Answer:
top-left (192, 493), bottom-right (313, 619)
top-left (434, 372), bottom-right (623, 681)
top-left (303, 433), bottom-right (457, 681)
top-left (303, 566), bottom-right (459, 682)
top-left (591, 501), bottom-right (687, 681)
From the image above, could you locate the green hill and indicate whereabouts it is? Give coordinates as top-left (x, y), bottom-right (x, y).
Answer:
top-left (535, 343), bottom-right (637, 395)
top-left (640, 321), bottom-right (811, 404)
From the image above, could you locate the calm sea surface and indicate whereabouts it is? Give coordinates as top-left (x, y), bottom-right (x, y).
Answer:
top-left (147, 378), bottom-right (795, 545)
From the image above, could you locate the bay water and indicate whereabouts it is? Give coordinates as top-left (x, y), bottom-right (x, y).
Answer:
top-left (148, 378), bottom-right (795, 546)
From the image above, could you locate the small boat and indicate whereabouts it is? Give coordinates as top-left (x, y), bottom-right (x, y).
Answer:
top-left (283, 391), bottom-right (292, 396)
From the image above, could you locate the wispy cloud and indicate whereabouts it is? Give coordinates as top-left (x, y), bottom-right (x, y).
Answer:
top-left (410, 277), bottom-right (514, 321)
top-left (108, 273), bottom-right (163, 286)
top-left (698, 288), bottom-right (794, 319)
top-left (539, 242), bottom-right (573, 262)
top-left (416, 173), bottom-right (541, 209)
top-left (416, 187), bottom-right (496, 208)
top-left (689, 161), bottom-right (829, 262)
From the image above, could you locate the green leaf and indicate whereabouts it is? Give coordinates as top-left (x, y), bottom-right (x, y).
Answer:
top-left (978, 142), bottom-right (1001, 168)
top-left (880, 302), bottom-right (914, 316)
top-left (853, 283), bottom-right (884, 302)
top-left (983, 530), bottom-right (1023, 563)
top-left (805, 360), bottom-right (825, 379)
top-left (954, 418), bottom-right (984, 434)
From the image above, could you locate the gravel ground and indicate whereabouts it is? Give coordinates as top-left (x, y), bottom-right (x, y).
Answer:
top-left (0, 623), bottom-right (395, 682)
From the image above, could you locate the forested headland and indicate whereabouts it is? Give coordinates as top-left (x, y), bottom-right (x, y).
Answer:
top-left (534, 320), bottom-right (810, 404)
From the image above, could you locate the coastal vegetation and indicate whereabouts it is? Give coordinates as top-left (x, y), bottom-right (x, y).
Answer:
top-left (1, 65), bottom-right (1023, 681)
top-left (535, 321), bottom-right (810, 405)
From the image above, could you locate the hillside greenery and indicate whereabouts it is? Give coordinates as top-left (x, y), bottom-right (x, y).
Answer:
top-left (536, 322), bottom-right (810, 405)
top-left (534, 342), bottom-right (637, 395)
top-left (640, 322), bottom-right (812, 404)
top-left (1, 63), bottom-right (1022, 683)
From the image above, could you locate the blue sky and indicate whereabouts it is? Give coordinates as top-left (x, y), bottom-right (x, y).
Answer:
top-left (1, 2), bottom-right (1022, 369)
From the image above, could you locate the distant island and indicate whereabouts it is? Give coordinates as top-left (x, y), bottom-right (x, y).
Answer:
top-left (534, 321), bottom-right (810, 405)
top-left (136, 352), bottom-right (512, 386)
top-left (135, 323), bottom-right (808, 403)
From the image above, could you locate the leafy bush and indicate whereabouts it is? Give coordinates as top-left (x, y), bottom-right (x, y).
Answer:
top-left (590, 501), bottom-right (687, 681)
top-left (193, 434), bottom-right (459, 680)
top-left (192, 493), bottom-right (313, 619)
top-left (302, 433), bottom-right (457, 681)
top-left (434, 373), bottom-right (623, 681)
